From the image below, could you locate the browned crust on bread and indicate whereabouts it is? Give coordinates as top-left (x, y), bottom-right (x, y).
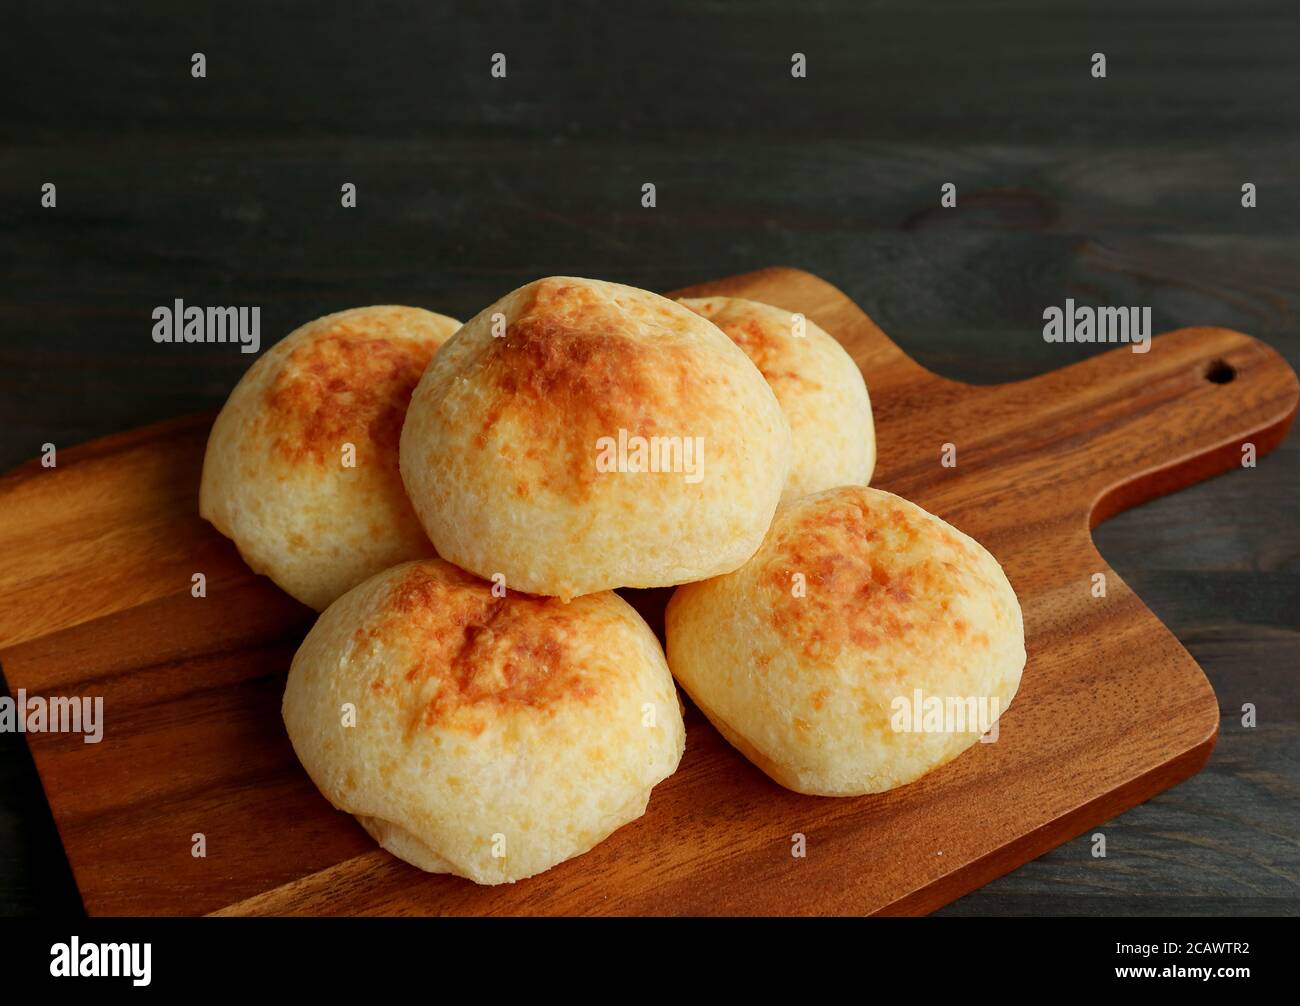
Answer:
top-left (759, 490), bottom-right (992, 664)
top-left (356, 562), bottom-right (610, 735)
top-left (682, 297), bottom-right (820, 389)
top-left (469, 279), bottom-right (710, 499)
top-left (263, 324), bottom-right (435, 466)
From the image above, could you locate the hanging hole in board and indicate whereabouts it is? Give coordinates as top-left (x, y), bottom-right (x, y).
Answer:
top-left (1203, 359), bottom-right (1236, 384)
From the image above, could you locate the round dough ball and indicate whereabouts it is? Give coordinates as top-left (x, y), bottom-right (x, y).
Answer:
top-left (282, 559), bottom-right (685, 885)
top-left (400, 277), bottom-right (792, 599)
top-left (200, 305), bottom-right (461, 611)
top-left (665, 486), bottom-right (1024, 796)
top-left (679, 296), bottom-right (875, 503)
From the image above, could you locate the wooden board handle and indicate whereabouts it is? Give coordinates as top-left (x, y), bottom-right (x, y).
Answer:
top-left (992, 327), bottom-right (1299, 526)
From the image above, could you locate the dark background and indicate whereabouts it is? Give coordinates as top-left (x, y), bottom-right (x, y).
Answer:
top-left (1, 1), bottom-right (1296, 915)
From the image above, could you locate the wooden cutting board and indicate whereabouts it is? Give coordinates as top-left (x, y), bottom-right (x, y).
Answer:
top-left (1, 267), bottom-right (1295, 916)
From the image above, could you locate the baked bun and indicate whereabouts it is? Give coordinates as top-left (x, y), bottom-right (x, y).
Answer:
top-left (200, 305), bottom-right (461, 610)
top-left (282, 559), bottom-right (685, 884)
top-left (679, 296), bottom-right (874, 502)
top-left (400, 277), bottom-right (791, 599)
top-left (665, 486), bottom-right (1024, 796)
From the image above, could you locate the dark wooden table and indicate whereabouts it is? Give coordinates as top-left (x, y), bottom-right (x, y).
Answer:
top-left (1, 1), bottom-right (1296, 916)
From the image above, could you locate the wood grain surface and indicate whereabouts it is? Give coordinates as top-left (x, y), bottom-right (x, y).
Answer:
top-left (0, 267), bottom-right (1293, 916)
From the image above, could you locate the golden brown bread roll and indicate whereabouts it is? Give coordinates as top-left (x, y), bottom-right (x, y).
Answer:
top-left (282, 559), bottom-right (685, 884)
top-left (678, 296), bottom-right (875, 502)
top-left (665, 486), bottom-right (1024, 796)
top-left (199, 306), bottom-right (460, 610)
top-left (399, 277), bottom-right (792, 599)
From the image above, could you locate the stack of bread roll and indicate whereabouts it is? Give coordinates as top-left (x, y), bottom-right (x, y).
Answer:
top-left (200, 277), bottom-right (1025, 885)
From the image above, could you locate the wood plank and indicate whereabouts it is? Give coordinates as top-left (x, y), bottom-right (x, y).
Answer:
top-left (0, 267), bottom-right (1295, 915)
